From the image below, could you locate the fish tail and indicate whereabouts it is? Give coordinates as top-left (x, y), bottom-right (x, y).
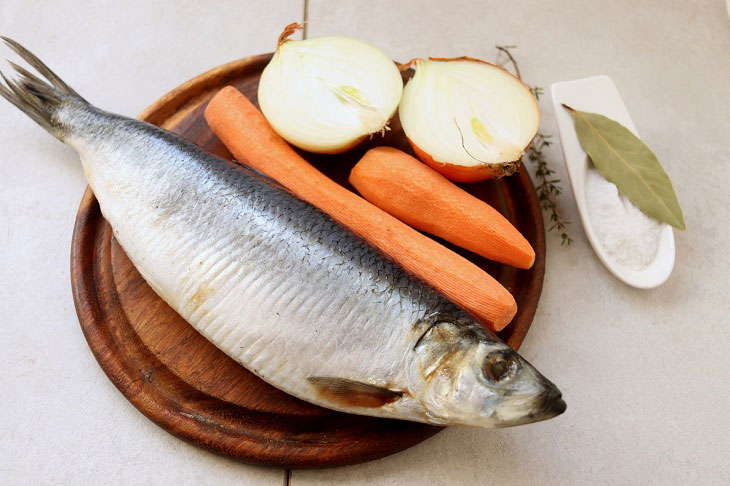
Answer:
top-left (0, 37), bottom-right (87, 140)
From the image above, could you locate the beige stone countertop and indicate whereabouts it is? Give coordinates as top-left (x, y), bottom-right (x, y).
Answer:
top-left (1, 1), bottom-right (728, 485)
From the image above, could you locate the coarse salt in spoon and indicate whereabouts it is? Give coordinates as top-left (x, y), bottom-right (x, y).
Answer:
top-left (551, 75), bottom-right (674, 289)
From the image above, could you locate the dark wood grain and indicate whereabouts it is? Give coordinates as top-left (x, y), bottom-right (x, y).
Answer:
top-left (70, 53), bottom-right (545, 468)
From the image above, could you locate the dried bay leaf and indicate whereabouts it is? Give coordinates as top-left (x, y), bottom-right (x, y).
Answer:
top-left (563, 105), bottom-right (685, 230)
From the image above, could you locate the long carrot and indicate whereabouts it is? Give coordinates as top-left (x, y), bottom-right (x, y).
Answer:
top-left (204, 86), bottom-right (516, 331)
top-left (350, 147), bottom-right (535, 269)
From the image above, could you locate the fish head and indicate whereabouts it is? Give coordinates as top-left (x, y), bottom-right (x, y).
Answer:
top-left (407, 316), bottom-right (565, 428)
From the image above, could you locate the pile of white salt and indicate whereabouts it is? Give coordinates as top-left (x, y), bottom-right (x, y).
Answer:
top-left (585, 166), bottom-right (662, 270)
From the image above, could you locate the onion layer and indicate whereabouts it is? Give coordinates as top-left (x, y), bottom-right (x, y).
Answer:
top-left (258, 24), bottom-right (403, 154)
top-left (399, 57), bottom-right (540, 182)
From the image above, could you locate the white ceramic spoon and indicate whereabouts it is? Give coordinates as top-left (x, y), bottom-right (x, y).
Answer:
top-left (551, 75), bottom-right (674, 289)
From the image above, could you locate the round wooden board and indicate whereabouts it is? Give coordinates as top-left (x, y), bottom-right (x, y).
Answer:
top-left (70, 53), bottom-right (545, 468)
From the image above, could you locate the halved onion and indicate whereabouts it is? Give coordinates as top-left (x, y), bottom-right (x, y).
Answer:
top-left (399, 57), bottom-right (540, 182)
top-left (258, 24), bottom-right (403, 154)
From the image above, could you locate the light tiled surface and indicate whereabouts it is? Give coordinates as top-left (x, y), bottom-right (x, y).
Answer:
top-left (0, 1), bottom-right (728, 485)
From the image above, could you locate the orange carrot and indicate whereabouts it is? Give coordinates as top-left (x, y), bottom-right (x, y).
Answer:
top-left (350, 147), bottom-right (535, 269)
top-left (204, 86), bottom-right (516, 331)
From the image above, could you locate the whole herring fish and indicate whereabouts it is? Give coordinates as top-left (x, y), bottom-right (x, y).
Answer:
top-left (0, 38), bottom-right (565, 427)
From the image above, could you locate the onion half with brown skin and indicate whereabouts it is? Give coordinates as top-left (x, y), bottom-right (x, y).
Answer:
top-left (399, 57), bottom-right (540, 183)
top-left (258, 23), bottom-right (403, 154)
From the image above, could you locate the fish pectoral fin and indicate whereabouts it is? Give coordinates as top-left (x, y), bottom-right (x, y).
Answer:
top-left (307, 376), bottom-right (405, 408)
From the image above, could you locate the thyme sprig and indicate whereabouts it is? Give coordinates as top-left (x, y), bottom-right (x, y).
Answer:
top-left (528, 134), bottom-right (573, 245)
top-left (495, 45), bottom-right (573, 245)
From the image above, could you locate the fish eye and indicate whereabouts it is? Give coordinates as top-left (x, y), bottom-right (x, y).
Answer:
top-left (483, 351), bottom-right (519, 382)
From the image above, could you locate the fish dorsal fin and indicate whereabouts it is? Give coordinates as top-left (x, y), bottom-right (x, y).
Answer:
top-left (307, 377), bottom-right (404, 408)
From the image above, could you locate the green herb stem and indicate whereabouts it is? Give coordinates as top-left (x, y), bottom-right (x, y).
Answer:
top-left (495, 45), bottom-right (573, 245)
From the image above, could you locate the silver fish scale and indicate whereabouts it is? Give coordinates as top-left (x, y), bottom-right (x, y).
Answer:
top-left (67, 106), bottom-right (460, 407)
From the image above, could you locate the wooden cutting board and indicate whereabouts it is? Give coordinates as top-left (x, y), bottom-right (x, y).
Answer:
top-left (70, 53), bottom-right (545, 468)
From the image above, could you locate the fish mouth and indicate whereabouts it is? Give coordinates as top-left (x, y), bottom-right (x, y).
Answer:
top-left (539, 387), bottom-right (567, 419)
top-left (521, 386), bottom-right (566, 425)
top-left (490, 385), bottom-right (566, 428)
